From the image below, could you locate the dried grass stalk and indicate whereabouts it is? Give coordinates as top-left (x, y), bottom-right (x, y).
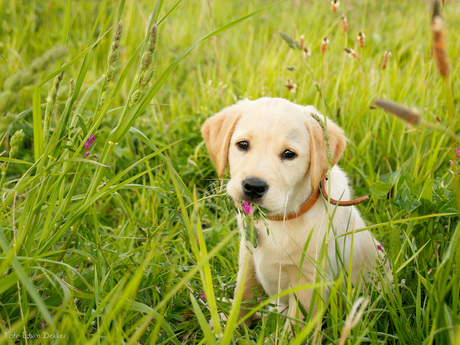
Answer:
top-left (341, 15), bottom-right (348, 32)
top-left (431, 1), bottom-right (449, 76)
top-left (382, 50), bottom-right (391, 69)
top-left (374, 99), bottom-right (421, 125)
top-left (321, 37), bottom-right (329, 55)
top-left (357, 31), bottom-right (365, 47)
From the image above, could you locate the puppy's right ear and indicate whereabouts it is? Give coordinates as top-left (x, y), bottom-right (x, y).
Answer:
top-left (201, 105), bottom-right (243, 178)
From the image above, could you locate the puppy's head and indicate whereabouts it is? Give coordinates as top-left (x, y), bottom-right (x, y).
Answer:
top-left (201, 98), bottom-right (346, 215)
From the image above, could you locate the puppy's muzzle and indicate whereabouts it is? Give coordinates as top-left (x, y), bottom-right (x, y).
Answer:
top-left (242, 178), bottom-right (268, 199)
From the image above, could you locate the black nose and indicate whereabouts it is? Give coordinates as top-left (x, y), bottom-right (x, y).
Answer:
top-left (242, 178), bottom-right (268, 199)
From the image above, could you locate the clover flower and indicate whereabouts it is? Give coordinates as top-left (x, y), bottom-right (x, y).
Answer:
top-left (241, 201), bottom-right (255, 215)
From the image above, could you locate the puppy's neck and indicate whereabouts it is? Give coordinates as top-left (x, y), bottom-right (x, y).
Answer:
top-left (287, 174), bottom-right (317, 215)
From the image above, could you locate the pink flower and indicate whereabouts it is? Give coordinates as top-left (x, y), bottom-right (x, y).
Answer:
top-left (377, 242), bottom-right (383, 251)
top-left (257, 297), bottom-right (262, 303)
top-left (84, 141), bottom-right (91, 150)
top-left (84, 151), bottom-right (90, 158)
top-left (199, 293), bottom-right (206, 302)
top-left (456, 147), bottom-right (460, 154)
top-left (241, 201), bottom-right (254, 215)
top-left (89, 134), bottom-right (96, 143)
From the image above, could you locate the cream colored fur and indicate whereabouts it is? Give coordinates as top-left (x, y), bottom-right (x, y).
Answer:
top-left (201, 97), bottom-right (385, 326)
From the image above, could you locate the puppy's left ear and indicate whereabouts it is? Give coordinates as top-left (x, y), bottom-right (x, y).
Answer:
top-left (201, 103), bottom-right (244, 178)
top-left (306, 110), bottom-right (347, 191)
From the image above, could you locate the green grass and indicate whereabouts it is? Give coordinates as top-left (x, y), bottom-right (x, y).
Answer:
top-left (0, 0), bottom-right (459, 344)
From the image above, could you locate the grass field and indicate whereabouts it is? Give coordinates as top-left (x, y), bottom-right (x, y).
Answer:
top-left (1, 0), bottom-right (460, 344)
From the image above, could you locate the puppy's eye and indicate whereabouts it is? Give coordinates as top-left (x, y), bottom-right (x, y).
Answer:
top-left (282, 150), bottom-right (297, 159)
top-left (237, 141), bottom-right (249, 151)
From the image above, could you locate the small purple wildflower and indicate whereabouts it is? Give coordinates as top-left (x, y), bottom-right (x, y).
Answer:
top-left (84, 141), bottom-right (91, 150)
top-left (257, 297), bottom-right (262, 303)
top-left (199, 293), bottom-right (206, 302)
top-left (93, 154), bottom-right (99, 159)
top-left (89, 134), bottom-right (96, 143)
top-left (84, 151), bottom-right (90, 158)
top-left (241, 201), bottom-right (255, 215)
top-left (377, 242), bottom-right (383, 251)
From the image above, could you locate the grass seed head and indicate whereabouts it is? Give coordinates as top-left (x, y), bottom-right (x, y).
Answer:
top-left (431, 2), bottom-right (449, 76)
top-left (341, 15), bottom-right (348, 32)
top-left (344, 47), bottom-right (357, 58)
top-left (29, 46), bottom-right (69, 74)
top-left (142, 25), bottom-right (158, 70)
top-left (108, 21), bottom-right (123, 67)
top-left (382, 50), bottom-right (391, 69)
top-left (285, 79), bottom-right (297, 92)
top-left (128, 25), bottom-right (158, 109)
top-left (357, 31), bottom-right (365, 47)
top-left (300, 35), bottom-right (305, 50)
top-left (7, 70), bottom-right (36, 92)
top-left (331, 0), bottom-right (340, 12)
top-left (68, 78), bottom-right (75, 99)
top-left (0, 90), bottom-right (17, 115)
top-left (374, 98), bottom-right (421, 125)
top-left (9, 129), bottom-right (25, 158)
top-left (43, 70), bottom-right (65, 143)
top-left (303, 47), bottom-right (311, 58)
top-left (321, 37), bottom-right (329, 54)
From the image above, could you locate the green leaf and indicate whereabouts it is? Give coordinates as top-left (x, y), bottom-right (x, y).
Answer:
top-left (395, 186), bottom-right (421, 213)
top-left (111, 0), bottom-right (286, 143)
top-left (369, 181), bottom-right (393, 197)
top-left (389, 168), bottom-right (402, 185)
top-left (398, 171), bottom-right (414, 193)
top-left (0, 227), bottom-right (55, 327)
top-left (190, 294), bottom-right (217, 345)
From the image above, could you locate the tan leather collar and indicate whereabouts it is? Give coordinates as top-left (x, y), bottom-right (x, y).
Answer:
top-left (267, 187), bottom-right (320, 221)
top-left (267, 176), bottom-right (369, 221)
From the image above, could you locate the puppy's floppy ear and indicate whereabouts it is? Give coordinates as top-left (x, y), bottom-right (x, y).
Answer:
top-left (306, 110), bottom-right (347, 191)
top-left (201, 104), bottom-right (244, 178)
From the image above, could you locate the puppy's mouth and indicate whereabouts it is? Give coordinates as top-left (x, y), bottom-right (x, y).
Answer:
top-left (239, 195), bottom-right (265, 206)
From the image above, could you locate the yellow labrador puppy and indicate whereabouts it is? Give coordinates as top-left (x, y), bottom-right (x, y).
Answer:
top-left (201, 97), bottom-right (385, 325)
